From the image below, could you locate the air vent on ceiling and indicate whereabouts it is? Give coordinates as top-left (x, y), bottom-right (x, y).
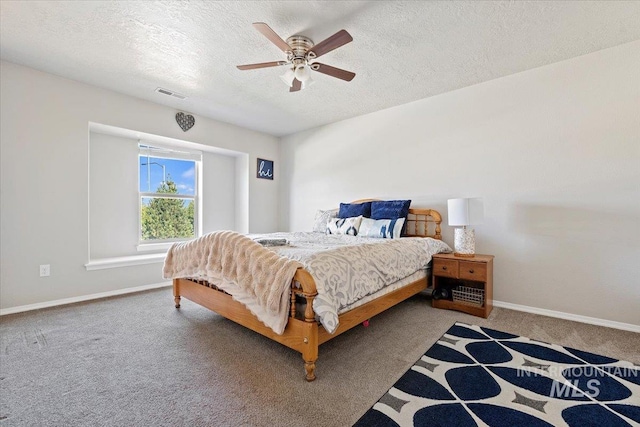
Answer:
top-left (155, 87), bottom-right (187, 100)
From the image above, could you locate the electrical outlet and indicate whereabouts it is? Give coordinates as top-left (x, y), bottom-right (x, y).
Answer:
top-left (39, 264), bottom-right (50, 277)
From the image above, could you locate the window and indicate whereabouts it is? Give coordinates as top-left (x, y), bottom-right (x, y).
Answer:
top-left (138, 144), bottom-right (201, 243)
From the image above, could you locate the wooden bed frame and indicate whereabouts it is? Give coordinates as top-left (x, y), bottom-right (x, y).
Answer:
top-left (172, 202), bottom-right (442, 381)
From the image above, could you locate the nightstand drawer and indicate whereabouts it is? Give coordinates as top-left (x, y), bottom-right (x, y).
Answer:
top-left (433, 259), bottom-right (458, 278)
top-left (459, 261), bottom-right (487, 281)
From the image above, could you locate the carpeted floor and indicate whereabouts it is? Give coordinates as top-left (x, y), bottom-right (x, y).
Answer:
top-left (1, 287), bottom-right (638, 426)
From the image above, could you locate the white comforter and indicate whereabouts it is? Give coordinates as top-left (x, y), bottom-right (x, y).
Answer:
top-left (251, 232), bottom-right (451, 334)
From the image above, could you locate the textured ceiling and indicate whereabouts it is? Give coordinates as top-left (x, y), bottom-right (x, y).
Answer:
top-left (2, 1), bottom-right (640, 136)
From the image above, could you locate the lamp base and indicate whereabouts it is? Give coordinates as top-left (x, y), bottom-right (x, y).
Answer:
top-left (454, 228), bottom-right (475, 257)
top-left (454, 252), bottom-right (476, 258)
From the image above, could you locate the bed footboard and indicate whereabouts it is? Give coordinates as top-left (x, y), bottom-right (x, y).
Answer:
top-left (173, 267), bottom-right (321, 381)
top-left (173, 267), bottom-right (427, 382)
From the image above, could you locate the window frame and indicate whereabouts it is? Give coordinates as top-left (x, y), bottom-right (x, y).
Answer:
top-left (137, 143), bottom-right (202, 248)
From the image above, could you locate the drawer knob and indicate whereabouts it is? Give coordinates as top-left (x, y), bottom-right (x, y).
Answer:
top-left (442, 266), bottom-right (447, 270)
top-left (469, 269), bottom-right (474, 273)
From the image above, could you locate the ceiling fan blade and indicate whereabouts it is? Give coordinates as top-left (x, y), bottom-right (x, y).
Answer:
top-left (311, 63), bottom-right (355, 81)
top-left (308, 30), bottom-right (353, 58)
top-left (237, 61), bottom-right (287, 70)
top-left (290, 78), bottom-right (302, 92)
top-left (252, 22), bottom-right (291, 53)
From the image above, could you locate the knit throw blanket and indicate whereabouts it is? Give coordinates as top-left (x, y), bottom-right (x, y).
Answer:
top-left (163, 231), bottom-right (302, 334)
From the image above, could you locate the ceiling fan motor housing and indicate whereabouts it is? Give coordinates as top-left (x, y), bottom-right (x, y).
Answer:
top-left (286, 35), bottom-right (315, 62)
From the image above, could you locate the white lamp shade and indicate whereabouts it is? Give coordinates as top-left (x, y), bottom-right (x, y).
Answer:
top-left (280, 68), bottom-right (295, 87)
top-left (301, 75), bottom-right (315, 90)
top-left (447, 198), bottom-right (484, 226)
top-left (294, 64), bottom-right (311, 82)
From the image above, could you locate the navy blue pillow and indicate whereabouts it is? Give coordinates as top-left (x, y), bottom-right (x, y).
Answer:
top-left (338, 202), bottom-right (372, 218)
top-left (370, 200), bottom-right (411, 220)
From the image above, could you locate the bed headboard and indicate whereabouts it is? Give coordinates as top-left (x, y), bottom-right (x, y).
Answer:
top-left (350, 199), bottom-right (442, 240)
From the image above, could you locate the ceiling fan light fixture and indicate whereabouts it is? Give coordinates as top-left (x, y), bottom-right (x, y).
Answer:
top-left (294, 64), bottom-right (311, 82)
top-left (279, 67), bottom-right (295, 87)
top-left (301, 75), bottom-right (315, 90)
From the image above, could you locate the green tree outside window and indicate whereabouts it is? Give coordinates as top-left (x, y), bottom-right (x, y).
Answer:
top-left (141, 177), bottom-right (194, 240)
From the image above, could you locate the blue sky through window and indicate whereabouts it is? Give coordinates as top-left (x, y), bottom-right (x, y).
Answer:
top-left (139, 156), bottom-right (196, 195)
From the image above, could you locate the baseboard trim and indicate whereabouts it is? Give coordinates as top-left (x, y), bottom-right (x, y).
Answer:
top-left (0, 281), bottom-right (172, 316)
top-left (493, 300), bottom-right (640, 333)
top-left (3, 286), bottom-right (637, 333)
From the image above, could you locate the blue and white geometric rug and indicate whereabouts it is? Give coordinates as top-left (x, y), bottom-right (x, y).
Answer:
top-left (354, 322), bottom-right (640, 427)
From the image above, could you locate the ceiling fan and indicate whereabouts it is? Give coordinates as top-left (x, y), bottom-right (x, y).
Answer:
top-left (237, 22), bottom-right (355, 92)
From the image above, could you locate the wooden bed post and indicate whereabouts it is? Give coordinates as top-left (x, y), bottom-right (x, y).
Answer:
top-left (173, 279), bottom-right (181, 308)
top-left (301, 320), bottom-right (319, 382)
top-left (429, 209), bottom-right (443, 240)
top-left (295, 269), bottom-right (319, 381)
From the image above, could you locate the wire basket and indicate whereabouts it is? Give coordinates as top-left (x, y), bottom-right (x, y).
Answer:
top-left (452, 286), bottom-right (484, 307)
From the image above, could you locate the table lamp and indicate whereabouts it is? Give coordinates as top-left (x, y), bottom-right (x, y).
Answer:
top-left (447, 198), bottom-right (484, 257)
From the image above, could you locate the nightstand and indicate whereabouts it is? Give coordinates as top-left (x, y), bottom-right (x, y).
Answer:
top-left (431, 253), bottom-right (494, 318)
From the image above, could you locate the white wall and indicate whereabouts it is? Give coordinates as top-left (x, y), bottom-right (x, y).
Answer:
top-left (280, 41), bottom-right (640, 326)
top-left (202, 151), bottom-right (236, 234)
top-left (89, 132), bottom-right (139, 259)
top-left (0, 60), bottom-right (280, 309)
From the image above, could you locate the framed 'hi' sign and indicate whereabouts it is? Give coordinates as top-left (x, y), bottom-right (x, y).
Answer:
top-left (257, 158), bottom-right (274, 180)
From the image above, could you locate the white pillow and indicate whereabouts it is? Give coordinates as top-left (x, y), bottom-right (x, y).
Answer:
top-left (358, 217), bottom-right (405, 239)
top-left (312, 209), bottom-right (338, 233)
top-left (326, 216), bottom-right (363, 236)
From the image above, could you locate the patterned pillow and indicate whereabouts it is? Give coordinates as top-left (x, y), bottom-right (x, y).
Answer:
top-left (370, 200), bottom-right (411, 220)
top-left (312, 209), bottom-right (338, 233)
top-left (358, 217), bottom-right (405, 239)
top-left (326, 216), bottom-right (363, 236)
top-left (338, 202), bottom-right (372, 218)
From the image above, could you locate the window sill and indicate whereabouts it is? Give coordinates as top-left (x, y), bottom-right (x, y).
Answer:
top-left (85, 253), bottom-right (166, 271)
top-left (137, 242), bottom-right (178, 252)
